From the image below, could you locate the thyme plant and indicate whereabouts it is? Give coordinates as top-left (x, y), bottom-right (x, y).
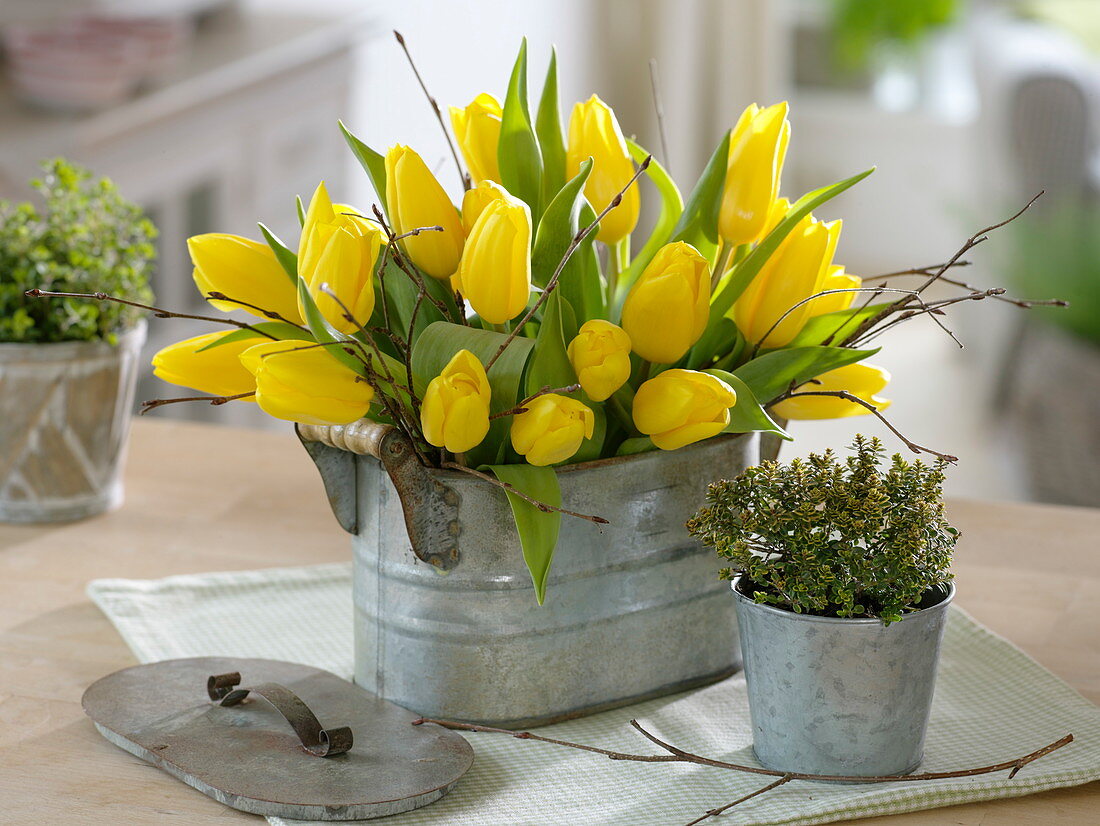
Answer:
top-left (688, 435), bottom-right (958, 623)
top-left (0, 159), bottom-right (155, 344)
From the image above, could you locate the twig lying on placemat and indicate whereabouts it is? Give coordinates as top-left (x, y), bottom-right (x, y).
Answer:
top-left (411, 716), bottom-right (1074, 826)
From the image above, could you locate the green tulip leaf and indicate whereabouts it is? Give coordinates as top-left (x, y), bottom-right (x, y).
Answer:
top-left (733, 345), bottom-right (879, 406)
top-left (195, 321), bottom-right (309, 352)
top-left (296, 277), bottom-right (367, 374)
top-left (691, 166), bottom-right (876, 363)
top-left (525, 291), bottom-right (575, 397)
top-left (612, 139), bottom-right (684, 313)
top-left (499, 39), bottom-right (544, 216)
top-left (376, 257), bottom-right (448, 348)
top-left (668, 130), bottom-right (731, 259)
top-left (536, 48), bottom-right (567, 210)
top-left (531, 159), bottom-right (592, 288)
top-left (296, 195), bottom-right (306, 228)
top-left (339, 120), bottom-right (389, 215)
top-left (616, 436), bottom-right (656, 456)
top-left (711, 166), bottom-right (876, 318)
top-left (787, 301), bottom-right (891, 347)
top-left (483, 462), bottom-right (561, 604)
top-left (705, 369), bottom-right (791, 438)
top-left (257, 223), bottom-right (299, 286)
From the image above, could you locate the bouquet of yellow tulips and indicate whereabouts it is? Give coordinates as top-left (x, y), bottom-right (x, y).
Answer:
top-left (31, 39), bottom-right (1053, 602)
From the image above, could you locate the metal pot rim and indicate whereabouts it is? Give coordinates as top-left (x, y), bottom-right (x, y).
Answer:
top-left (730, 574), bottom-right (955, 625)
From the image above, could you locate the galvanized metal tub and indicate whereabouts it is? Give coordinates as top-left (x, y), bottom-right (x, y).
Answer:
top-left (299, 421), bottom-right (755, 728)
top-left (733, 576), bottom-right (954, 776)
top-left (0, 323), bottom-right (145, 523)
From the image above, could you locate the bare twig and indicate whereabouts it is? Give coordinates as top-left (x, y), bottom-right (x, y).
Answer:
top-left (684, 776), bottom-right (792, 826)
top-left (648, 58), bottom-right (670, 171)
top-left (393, 29), bottom-right (469, 191)
top-left (769, 389), bottom-right (958, 462)
top-left (485, 155), bottom-right (652, 371)
top-left (25, 289), bottom-right (280, 340)
top-left (863, 260), bottom-right (972, 281)
top-left (140, 391), bottom-right (254, 415)
top-left (413, 714), bottom-right (1073, 819)
top-left (842, 193), bottom-right (1044, 347)
top-left (371, 205), bottom-right (456, 324)
top-left (204, 292), bottom-right (308, 332)
top-left (750, 286), bottom-right (961, 358)
top-left (393, 225), bottom-right (444, 242)
top-left (440, 462), bottom-right (609, 524)
top-left (489, 383), bottom-right (582, 419)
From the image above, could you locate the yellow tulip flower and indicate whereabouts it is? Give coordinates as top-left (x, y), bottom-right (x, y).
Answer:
top-left (511, 393), bottom-right (595, 466)
top-left (457, 196), bottom-right (532, 325)
top-left (566, 95), bottom-right (639, 244)
top-left (152, 331), bottom-right (263, 399)
top-left (718, 101), bottom-right (790, 245)
top-left (566, 319), bottom-right (632, 402)
top-left (188, 233), bottom-right (304, 325)
top-left (632, 369), bottom-right (737, 451)
top-left (240, 339), bottom-right (373, 426)
top-left (450, 92), bottom-right (503, 184)
top-left (733, 215), bottom-right (842, 348)
top-left (298, 182), bottom-right (383, 333)
top-left (460, 180), bottom-right (512, 234)
top-left (770, 363), bottom-right (891, 420)
top-left (808, 265), bottom-right (862, 317)
top-left (621, 242), bottom-right (711, 364)
top-left (421, 349), bottom-right (492, 453)
top-left (384, 144), bottom-right (465, 279)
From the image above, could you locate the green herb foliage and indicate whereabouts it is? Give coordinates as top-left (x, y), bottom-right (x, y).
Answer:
top-left (0, 159), bottom-right (155, 343)
top-left (687, 435), bottom-right (958, 624)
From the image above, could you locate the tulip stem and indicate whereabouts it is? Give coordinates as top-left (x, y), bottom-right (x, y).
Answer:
top-left (712, 241), bottom-right (734, 290)
top-left (609, 237), bottom-right (631, 295)
top-left (607, 393), bottom-right (635, 434)
top-left (25, 289), bottom-right (282, 340)
top-left (485, 156), bottom-right (652, 372)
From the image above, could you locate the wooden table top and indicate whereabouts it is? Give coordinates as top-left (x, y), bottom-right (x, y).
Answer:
top-left (0, 418), bottom-right (1096, 824)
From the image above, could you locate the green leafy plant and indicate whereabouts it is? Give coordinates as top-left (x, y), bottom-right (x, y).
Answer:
top-left (0, 159), bottom-right (155, 343)
top-left (830, 0), bottom-right (959, 70)
top-left (687, 435), bottom-right (958, 623)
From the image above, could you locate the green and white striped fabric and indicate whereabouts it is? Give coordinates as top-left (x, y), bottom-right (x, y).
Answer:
top-left (88, 563), bottom-right (1100, 826)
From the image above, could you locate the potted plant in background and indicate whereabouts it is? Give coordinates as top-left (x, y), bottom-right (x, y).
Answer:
top-left (29, 36), bottom-right (1049, 728)
top-left (689, 435), bottom-right (959, 776)
top-left (0, 159), bottom-right (155, 523)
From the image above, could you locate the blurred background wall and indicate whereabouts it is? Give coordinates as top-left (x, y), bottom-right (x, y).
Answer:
top-left (1, 0), bottom-right (1097, 506)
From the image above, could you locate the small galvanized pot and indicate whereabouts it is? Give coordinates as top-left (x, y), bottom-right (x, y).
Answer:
top-left (0, 323), bottom-right (145, 523)
top-left (300, 421), bottom-right (756, 728)
top-left (732, 576), bottom-right (954, 777)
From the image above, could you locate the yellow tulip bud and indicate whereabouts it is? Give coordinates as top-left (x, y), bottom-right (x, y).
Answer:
top-left (808, 265), bottom-right (862, 317)
top-left (188, 233), bottom-right (304, 325)
top-left (421, 349), bottom-right (492, 453)
top-left (621, 242), bottom-right (711, 364)
top-left (733, 215), bottom-right (842, 348)
top-left (566, 320), bottom-right (632, 402)
top-left (449, 92), bottom-right (503, 185)
top-left (718, 101), bottom-right (790, 245)
top-left (384, 144), bottom-right (465, 279)
top-left (632, 369), bottom-right (737, 451)
top-left (457, 196), bottom-right (532, 325)
top-left (240, 339), bottom-right (373, 426)
top-left (510, 393), bottom-right (595, 466)
top-left (566, 95), bottom-right (639, 244)
top-left (298, 182), bottom-right (383, 334)
top-left (152, 331), bottom-right (263, 399)
top-left (770, 363), bottom-right (891, 420)
top-left (461, 180), bottom-right (511, 234)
